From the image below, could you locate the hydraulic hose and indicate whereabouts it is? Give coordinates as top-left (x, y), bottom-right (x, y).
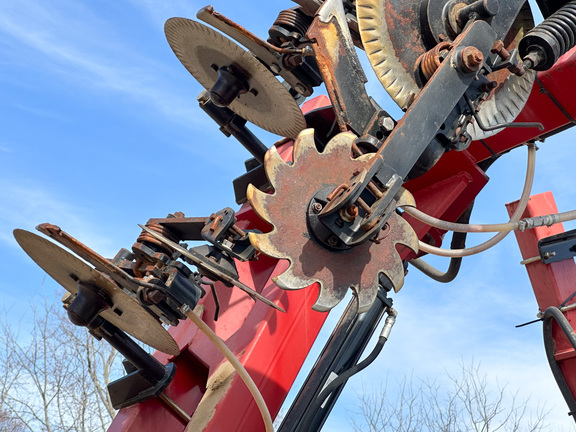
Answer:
top-left (309, 308), bottom-right (397, 415)
top-left (409, 231), bottom-right (467, 282)
top-left (408, 204), bottom-right (472, 282)
top-left (542, 307), bottom-right (576, 419)
top-left (402, 205), bottom-right (576, 233)
top-left (413, 143), bottom-right (536, 258)
top-left (182, 305), bottom-right (274, 432)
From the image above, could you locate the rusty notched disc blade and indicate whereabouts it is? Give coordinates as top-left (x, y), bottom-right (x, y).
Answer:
top-left (165, 17), bottom-right (306, 138)
top-left (247, 129), bottom-right (418, 313)
top-left (13, 230), bottom-right (179, 356)
top-left (357, 0), bottom-right (535, 139)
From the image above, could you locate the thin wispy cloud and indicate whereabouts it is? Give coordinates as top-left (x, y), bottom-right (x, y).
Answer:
top-left (0, 0), bottom-right (202, 128)
top-left (126, 0), bottom-right (202, 28)
top-left (0, 178), bottom-right (116, 257)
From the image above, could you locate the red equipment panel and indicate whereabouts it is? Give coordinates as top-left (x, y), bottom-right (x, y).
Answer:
top-left (507, 193), bottom-right (576, 406)
top-left (470, 47), bottom-right (576, 162)
top-left (108, 98), bottom-right (333, 432)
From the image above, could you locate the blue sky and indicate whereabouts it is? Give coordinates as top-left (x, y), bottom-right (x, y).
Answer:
top-left (1, 0), bottom-right (575, 430)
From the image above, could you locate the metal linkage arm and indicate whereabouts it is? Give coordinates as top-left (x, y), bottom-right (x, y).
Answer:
top-left (314, 18), bottom-right (501, 247)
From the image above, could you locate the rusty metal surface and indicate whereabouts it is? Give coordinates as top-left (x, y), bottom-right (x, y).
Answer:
top-left (164, 18), bottom-right (306, 138)
top-left (197, 6), bottom-right (312, 57)
top-left (307, 0), bottom-right (379, 135)
top-left (37, 223), bottom-right (149, 295)
top-left (196, 6), bottom-right (316, 97)
top-left (291, 0), bottom-right (323, 16)
top-left (153, 216), bottom-right (207, 241)
top-left (13, 229), bottom-right (179, 355)
top-left (357, 0), bottom-right (536, 137)
top-left (416, 42), bottom-right (454, 82)
top-left (247, 130), bottom-right (418, 313)
top-left (309, 20), bottom-right (498, 243)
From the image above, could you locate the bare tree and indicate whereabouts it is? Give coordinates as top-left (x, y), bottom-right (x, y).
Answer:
top-left (350, 362), bottom-right (549, 432)
top-left (0, 404), bottom-right (26, 432)
top-left (0, 292), bottom-right (120, 432)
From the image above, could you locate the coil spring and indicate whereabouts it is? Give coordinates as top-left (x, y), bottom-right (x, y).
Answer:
top-left (520, 0), bottom-right (576, 70)
top-left (416, 42), bottom-right (453, 83)
top-left (277, 9), bottom-right (310, 36)
top-left (137, 221), bottom-right (179, 256)
top-left (268, 8), bottom-right (312, 46)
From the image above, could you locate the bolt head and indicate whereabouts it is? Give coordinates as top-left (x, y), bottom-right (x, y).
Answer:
top-left (462, 46), bottom-right (484, 72)
top-left (491, 40), bottom-right (505, 54)
top-left (378, 116), bottom-right (395, 132)
top-left (312, 202), bottom-right (323, 214)
top-left (481, 80), bottom-right (498, 92)
top-left (345, 205), bottom-right (359, 219)
top-left (145, 289), bottom-right (165, 305)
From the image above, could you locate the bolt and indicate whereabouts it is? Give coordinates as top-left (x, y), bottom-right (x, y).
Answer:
top-left (544, 251), bottom-right (557, 260)
top-left (458, 0), bottom-right (500, 24)
top-left (461, 46), bottom-right (484, 72)
top-left (144, 289), bottom-right (164, 305)
top-left (491, 40), bottom-right (510, 61)
top-left (345, 205), bottom-right (359, 219)
top-left (197, 90), bottom-right (211, 104)
top-left (327, 236), bottom-right (338, 247)
top-left (312, 202), bottom-right (323, 214)
top-left (284, 54), bottom-right (304, 69)
top-left (341, 205), bottom-right (359, 222)
top-left (480, 80), bottom-right (498, 92)
top-left (378, 116), bottom-right (395, 132)
top-left (509, 62), bottom-right (526, 77)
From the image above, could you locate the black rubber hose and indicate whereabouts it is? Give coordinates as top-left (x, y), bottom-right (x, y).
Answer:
top-left (308, 309), bottom-right (397, 417)
top-left (409, 232), bottom-right (467, 282)
top-left (312, 336), bottom-right (387, 414)
top-left (542, 307), bottom-right (576, 419)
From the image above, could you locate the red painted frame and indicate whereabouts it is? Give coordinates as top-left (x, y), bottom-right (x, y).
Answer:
top-left (507, 193), bottom-right (576, 408)
top-left (108, 47), bottom-right (576, 432)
